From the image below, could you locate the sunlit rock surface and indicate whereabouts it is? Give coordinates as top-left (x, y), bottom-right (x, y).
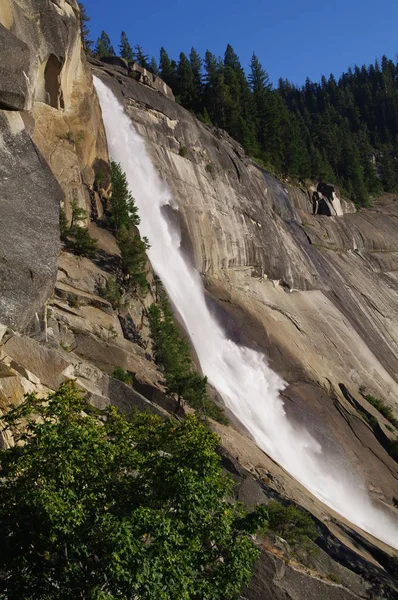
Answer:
top-left (92, 61), bottom-right (398, 513)
top-left (0, 2), bottom-right (397, 595)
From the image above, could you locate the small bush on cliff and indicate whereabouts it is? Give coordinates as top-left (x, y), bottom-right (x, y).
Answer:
top-left (0, 382), bottom-right (267, 600)
top-left (59, 199), bottom-right (98, 257)
top-left (112, 366), bottom-right (133, 385)
top-left (99, 275), bottom-right (123, 309)
top-left (266, 501), bottom-right (318, 548)
top-left (365, 394), bottom-right (398, 429)
top-left (148, 294), bottom-right (228, 424)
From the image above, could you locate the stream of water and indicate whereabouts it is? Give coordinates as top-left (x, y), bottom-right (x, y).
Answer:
top-left (94, 76), bottom-right (398, 550)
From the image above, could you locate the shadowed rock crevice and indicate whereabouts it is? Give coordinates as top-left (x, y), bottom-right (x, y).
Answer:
top-left (44, 53), bottom-right (64, 109)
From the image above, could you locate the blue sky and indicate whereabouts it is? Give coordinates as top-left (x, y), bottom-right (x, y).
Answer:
top-left (83, 0), bottom-right (398, 86)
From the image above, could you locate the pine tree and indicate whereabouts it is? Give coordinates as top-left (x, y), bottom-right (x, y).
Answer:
top-left (176, 53), bottom-right (195, 107)
top-left (146, 43), bottom-right (398, 203)
top-left (249, 53), bottom-right (270, 95)
top-left (222, 45), bottom-right (257, 153)
top-left (159, 47), bottom-right (177, 89)
top-left (110, 161), bottom-right (139, 231)
top-left (134, 45), bottom-right (150, 69)
top-left (119, 31), bottom-right (133, 62)
top-left (150, 56), bottom-right (159, 75)
top-left (189, 48), bottom-right (203, 112)
top-left (94, 31), bottom-right (115, 58)
top-left (118, 225), bottom-right (149, 294)
top-left (203, 51), bottom-right (230, 128)
top-left (78, 2), bottom-right (93, 53)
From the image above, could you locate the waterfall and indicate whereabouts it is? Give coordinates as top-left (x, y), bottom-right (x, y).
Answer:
top-left (94, 77), bottom-right (398, 550)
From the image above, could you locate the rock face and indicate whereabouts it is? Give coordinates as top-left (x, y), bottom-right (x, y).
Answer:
top-left (0, 4), bottom-right (398, 598)
top-left (91, 62), bottom-right (398, 512)
top-left (95, 56), bottom-right (175, 100)
top-left (0, 110), bottom-right (62, 329)
top-left (0, 0), bottom-right (107, 330)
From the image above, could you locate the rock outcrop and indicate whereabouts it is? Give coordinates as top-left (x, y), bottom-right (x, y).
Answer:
top-left (97, 56), bottom-right (175, 100)
top-left (0, 110), bottom-right (62, 329)
top-left (0, 0), bottom-right (107, 329)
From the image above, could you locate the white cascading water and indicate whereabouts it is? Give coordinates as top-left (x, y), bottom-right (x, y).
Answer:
top-left (94, 77), bottom-right (398, 549)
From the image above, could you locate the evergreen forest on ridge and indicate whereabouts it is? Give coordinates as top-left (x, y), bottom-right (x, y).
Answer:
top-left (84, 8), bottom-right (398, 206)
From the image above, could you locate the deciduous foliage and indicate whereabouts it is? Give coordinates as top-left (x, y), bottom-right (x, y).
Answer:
top-left (0, 383), bottom-right (267, 600)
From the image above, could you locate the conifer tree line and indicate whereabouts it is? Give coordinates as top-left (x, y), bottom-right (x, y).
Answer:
top-left (80, 5), bottom-right (398, 206)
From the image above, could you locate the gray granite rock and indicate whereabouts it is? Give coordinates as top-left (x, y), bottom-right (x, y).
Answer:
top-left (0, 111), bottom-right (62, 330)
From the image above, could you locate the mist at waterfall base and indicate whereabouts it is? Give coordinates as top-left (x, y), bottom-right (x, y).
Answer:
top-left (94, 77), bottom-right (398, 549)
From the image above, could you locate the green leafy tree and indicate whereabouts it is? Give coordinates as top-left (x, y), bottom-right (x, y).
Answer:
top-left (119, 31), bottom-right (134, 62)
top-left (222, 45), bottom-right (257, 153)
top-left (94, 30), bottom-right (115, 58)
top-left (78, 2), bottom-right (93, 53)
top-left (0, 383), bottom-right (267, 600)
top-left (203, 51), bottom-right (231, 129)
top-left (110, 161), bottom-right (139, 231)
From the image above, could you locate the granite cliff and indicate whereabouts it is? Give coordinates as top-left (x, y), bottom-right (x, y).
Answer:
top-left (0, 2), bottom-right (397, 598)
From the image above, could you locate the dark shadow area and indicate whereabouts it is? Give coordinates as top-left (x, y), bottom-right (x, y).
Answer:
top-left (44, 54), bottom-right (64, 109)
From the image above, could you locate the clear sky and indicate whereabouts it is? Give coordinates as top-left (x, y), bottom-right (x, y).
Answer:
top-left (83, 0), bottom-right (398, 86)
